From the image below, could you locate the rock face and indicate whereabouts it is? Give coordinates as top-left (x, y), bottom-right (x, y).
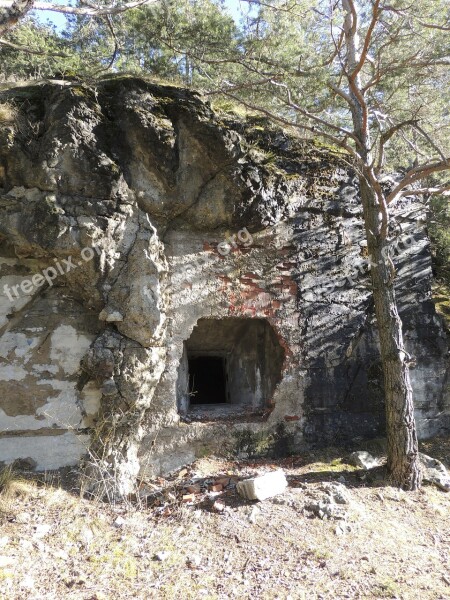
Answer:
top-left (420, 453), bottom-right (450, 492)
top-left (0, 76), bottom-right (448, 492)
top-left (349, 451), bottom-right (382, 470)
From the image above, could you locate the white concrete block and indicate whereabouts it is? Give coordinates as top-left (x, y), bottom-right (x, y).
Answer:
top-left (0, 432), bottom-right (89, 470)
top-left (236, 469), bottom-right (288, 501)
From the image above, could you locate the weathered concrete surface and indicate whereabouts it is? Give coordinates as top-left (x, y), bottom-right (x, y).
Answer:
top-left (0, 76), bottom-right (448, 488)
top-left (236, 469), bottom-right (288, 501)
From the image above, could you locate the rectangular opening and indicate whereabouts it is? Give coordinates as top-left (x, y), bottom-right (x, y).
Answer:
top-left (177, 318), bottom-right (285, 417)
top-left (188, 355), bottom-right (227, 405)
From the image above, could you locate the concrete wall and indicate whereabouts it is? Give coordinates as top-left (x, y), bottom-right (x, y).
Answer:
top-left (0, 78), bottom-right (448, 477)
top-left (137, 198), bottom-right (450, 475)
top-left (1, 195), bottom-right (448, 475)
top-left (0, 259), bottom-right (100, 469)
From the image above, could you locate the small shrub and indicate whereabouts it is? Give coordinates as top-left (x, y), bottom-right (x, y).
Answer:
top-left (0, 102), bottom-right (16, 124)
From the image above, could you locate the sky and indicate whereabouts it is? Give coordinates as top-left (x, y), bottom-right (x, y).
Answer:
top-left (32, 0), bottom-right (70, 30)
top-left (33, 0), bottom-right (247, 32)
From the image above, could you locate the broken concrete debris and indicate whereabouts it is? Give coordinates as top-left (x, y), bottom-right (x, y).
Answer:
top-left (420, 453), bottom-right (450, 492)
top-left (154, 551), bottom-right (171, 562)
top-left (349, 451), bottom-right (382, 470)
top-left (113, 516), bottom-right (126, 528)
top-left (248, 505), bottom-right (260, 523)
top-left (304, 482), bottom-right (353, 521)
top-left (211, 499), bottom-right (226, 513)
top-left (236, 469), bottom-right (288, 501)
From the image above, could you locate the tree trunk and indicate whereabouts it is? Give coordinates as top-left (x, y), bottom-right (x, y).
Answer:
top-left (359, 177), bottom-right (422, 489)
top-left (341, 0), bottom-right (422, 490)
top-left (0, 0), bottom-right (34, 36)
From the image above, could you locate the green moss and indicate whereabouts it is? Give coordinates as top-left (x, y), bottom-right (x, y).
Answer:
top-left (210, 98), bottom-right (261, 119)
top-left (312, 138), bottom-right (350, 157)
top-left (196, 446), bottom-right (211, 459)
top-left (308, 457), bottom-right (357, 473)
top-left (233, 429), bottom-right (273, 457)
top-left (98, 72), bottom-right (184, 87)
top-left (71, 86), bottom-right (89, 97)
top-left (233, 423), bottom-right (295, 458)
top-left (374, 578), bottom-right (401, 598)
top-left (0, 102), bottom-right (16, 124)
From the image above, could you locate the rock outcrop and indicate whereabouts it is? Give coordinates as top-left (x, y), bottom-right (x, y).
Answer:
top-left (0, 76), bottom-right (448, 495)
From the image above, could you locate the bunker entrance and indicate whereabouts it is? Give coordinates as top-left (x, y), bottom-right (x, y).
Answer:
top-left (188, 355), bottom-right (228, 405)
top-left (177, 318), bottom-right (285, 416)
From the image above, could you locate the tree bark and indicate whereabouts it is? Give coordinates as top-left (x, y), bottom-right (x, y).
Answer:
top-left (341, 0), bottom-right (422, 490)
top-left (0, 0), bottom-right (34, 36)
top-left (360, 177), bottom-right (422, 489)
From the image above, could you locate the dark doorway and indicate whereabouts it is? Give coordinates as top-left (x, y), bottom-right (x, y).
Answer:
top-left (188, 356), bottom-right (227, 405)
top-left (177, 318), bottom-right (285, 415)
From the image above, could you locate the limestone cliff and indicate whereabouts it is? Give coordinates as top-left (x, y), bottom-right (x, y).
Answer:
top-left (0, 76), bottom-right (448, 495)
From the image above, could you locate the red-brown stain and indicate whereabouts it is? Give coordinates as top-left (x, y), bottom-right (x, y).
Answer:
top-left (215, 267), bottom-right (299, 373)
top-left (217, 274), bottom-right (232, 284)
top-left (203, 241), bottom-right (217, 252)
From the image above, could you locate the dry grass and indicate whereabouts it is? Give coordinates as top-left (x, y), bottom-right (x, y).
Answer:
top-left (0, 467), bottom-right (37, 519)
top-left (0, 438), bottom-right (449, 599)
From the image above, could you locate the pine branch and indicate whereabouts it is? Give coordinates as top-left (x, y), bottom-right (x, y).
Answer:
top-left (0, 36), bottom-right (67, 56)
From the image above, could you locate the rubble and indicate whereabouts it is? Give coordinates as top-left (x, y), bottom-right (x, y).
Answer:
top-left (154, 551), bottom-right (171, 562)
top-left (236, 470), bottom-right (288, 501)
top-left (304, 482), bottom-right (354, 521)
top-left (113, 516), bottom-right (126, 528)
top-left (349, 451), bottom-right (382, 470)
top-left (420, 453), bottom-right (450, 492)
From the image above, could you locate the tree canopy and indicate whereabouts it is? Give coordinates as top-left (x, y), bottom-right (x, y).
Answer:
top-left (2, 0), bottom-right (448, 180)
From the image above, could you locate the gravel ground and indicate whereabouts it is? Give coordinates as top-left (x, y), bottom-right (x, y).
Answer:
top-left (0, 437), bottom-right (449, 599)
